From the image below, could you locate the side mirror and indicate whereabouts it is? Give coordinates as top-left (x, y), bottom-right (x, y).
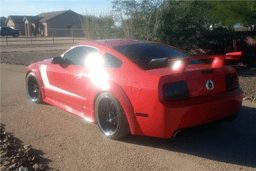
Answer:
top-left (51, 56), bottom-right (64, 64)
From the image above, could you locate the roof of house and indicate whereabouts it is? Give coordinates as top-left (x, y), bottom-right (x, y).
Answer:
top-left (0, 17), bottom-right (7, 21)
top-left (6, 10), bottom-right (81, 24)
top-left (7, 15), bottom-right (26, 23)
top-left (0, 17), bottom-right (7, 26)
top-left (37, 10), bottom-right (68, 22)
top-left (23, 16), bottom-right (40, 22)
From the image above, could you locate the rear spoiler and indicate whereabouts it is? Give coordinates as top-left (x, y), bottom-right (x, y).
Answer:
top-left (225, 51), bottom-right (242, 60)
top-left (167, 55), bottom-right (226, 72)
top-left (147, 51), bottom-right (242, 72)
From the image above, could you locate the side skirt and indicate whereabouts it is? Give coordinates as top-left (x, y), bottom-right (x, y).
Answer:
top-left (43, 97), bottom-right (93, 123)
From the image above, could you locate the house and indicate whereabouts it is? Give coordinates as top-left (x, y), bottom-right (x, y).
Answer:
top-left (22, 16), bottom-right (39, 36)
top-left (0, 17), bottom-right (7, 26)
top-left (37, 10), bottom-right (83, 37)
top-left (6, 10), bottom-right (84, 37)
top-left (6, 15), bottom-right (27, 35)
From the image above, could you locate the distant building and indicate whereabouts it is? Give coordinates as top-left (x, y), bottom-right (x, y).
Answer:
top-left (0, 17), bottom-right (7, 26)
top-left (6, 16), bottom-right (26, 34)
top-left (6, 10), bottom-right (84, 36)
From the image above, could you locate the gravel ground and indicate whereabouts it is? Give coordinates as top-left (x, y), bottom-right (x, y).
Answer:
top-left (1, 50), bottom-right (64, 66)
top-left (233, 66), bottom-right (256, 99)
top-left (0, 124), bottom-right (52, 171)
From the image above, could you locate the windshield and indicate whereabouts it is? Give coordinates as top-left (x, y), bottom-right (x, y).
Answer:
top-left (113, 43), bottom-right (190, 70)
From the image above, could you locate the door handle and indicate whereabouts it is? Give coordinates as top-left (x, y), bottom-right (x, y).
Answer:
top-left (76, 73), bottom-right (83, 79)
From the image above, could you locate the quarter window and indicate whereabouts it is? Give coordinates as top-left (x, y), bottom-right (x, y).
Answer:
top-left (63, 46), bottom-right (98, 66)
top-left (102, 53), bottom-right (122, 68)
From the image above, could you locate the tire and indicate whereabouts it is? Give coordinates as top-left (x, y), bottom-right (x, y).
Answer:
top-left (13, 33), bottom-right (19, 37)
top-left (26, 72), bottom-right (43, 103)
top-left (95, 92), bottom-right (130, 139)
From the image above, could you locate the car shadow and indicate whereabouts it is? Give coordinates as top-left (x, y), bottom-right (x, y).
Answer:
top-left (120, 105), bottom-right (256, 168)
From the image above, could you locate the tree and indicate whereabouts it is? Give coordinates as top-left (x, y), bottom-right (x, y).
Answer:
top-left (112, 0), bottom-right (138, 16)
top-left (112, 0), bottom-right (163, 40)
top-left (156, 1), bottom-right (215, 50)
top-left (209, 1), bottom-right (256, 31)
top-left (111, 0), bottom-right (242, 54)
top-left (81, 14), bottom-right (115, 40)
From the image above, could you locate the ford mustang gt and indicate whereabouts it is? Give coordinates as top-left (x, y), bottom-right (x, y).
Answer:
top-left (26, 39), bottom-right (243, 139)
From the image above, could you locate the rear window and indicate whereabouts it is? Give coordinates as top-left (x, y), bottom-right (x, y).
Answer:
top-left (113, 43), bottom-right (190, 70)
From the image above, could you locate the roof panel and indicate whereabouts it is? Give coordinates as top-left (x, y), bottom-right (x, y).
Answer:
top-left (89, 39), bottom-right (150, 48)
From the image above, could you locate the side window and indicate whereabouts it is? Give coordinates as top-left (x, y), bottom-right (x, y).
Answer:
top-left (63, 46), bottom-right (98, 66)
top-left (102, 53), bottom-right (122, 68)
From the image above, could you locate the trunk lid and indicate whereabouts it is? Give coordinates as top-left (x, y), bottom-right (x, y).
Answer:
top-left (147, 56), bottom-right (227, 98)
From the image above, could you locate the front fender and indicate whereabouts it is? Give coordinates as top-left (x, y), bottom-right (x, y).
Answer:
top-left (26, 63), bottom-right (46, 100)
top-left (89, 81), bottom-right (143, 136)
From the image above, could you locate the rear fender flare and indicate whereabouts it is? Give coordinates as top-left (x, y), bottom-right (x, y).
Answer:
top-left (90, 82), bottom-right (142, 135)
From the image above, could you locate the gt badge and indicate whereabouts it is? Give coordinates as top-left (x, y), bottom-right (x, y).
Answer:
top-left (206, 80), bottom-right (214, 91)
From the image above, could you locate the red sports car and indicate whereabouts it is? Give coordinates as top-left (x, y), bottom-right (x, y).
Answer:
top-left (26, 39), bottom-right (243, 139)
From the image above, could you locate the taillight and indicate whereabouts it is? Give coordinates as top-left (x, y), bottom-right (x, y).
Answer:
top-left (225, 73), bottom-right (239, 91)
top-left (163, 81), bottom-right (190, 101)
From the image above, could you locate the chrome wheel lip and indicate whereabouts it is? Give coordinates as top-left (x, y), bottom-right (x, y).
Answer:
top-left (27, 76), bottom-right (39, 102)
top-left (97, 97), bottom-right (119, 136)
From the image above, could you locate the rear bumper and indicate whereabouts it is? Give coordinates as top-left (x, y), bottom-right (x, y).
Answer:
top-left (163, 87), bottom-right (243, 138)
top-left (137, 87), bottom-right (243, 138)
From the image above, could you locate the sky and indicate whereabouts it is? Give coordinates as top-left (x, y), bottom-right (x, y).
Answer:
top-left (0, 0), bottom-right (113, 17)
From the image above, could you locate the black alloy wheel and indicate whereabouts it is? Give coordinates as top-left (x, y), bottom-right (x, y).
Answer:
top-left (26, 72), bottom-right (43, 103)
top-left (95, 92), bottom-right (129, 139)
top-left (98, 98), bottom-right (118, 134)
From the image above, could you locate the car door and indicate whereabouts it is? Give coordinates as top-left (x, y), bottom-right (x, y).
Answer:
top-left (46, 46), bottom-right (98, 113)
top-left (81, 52), bottom-right (124, 119)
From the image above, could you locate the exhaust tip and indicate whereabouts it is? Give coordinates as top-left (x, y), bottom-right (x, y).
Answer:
top-left (172, 130), bottom-right (184, 138)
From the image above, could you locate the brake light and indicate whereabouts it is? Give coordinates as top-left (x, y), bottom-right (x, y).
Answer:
top-left (163, 81), bottom-right (190, 101)
top-left (225, 73), bottom-right (239, 91)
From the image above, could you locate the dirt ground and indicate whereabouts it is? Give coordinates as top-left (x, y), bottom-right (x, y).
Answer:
top-left (1, 44), bottom-right (256, 170)
top-left (0, 36), bottom-right (87, 46)
top-left (233, 66), bottom-right (256, 99)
